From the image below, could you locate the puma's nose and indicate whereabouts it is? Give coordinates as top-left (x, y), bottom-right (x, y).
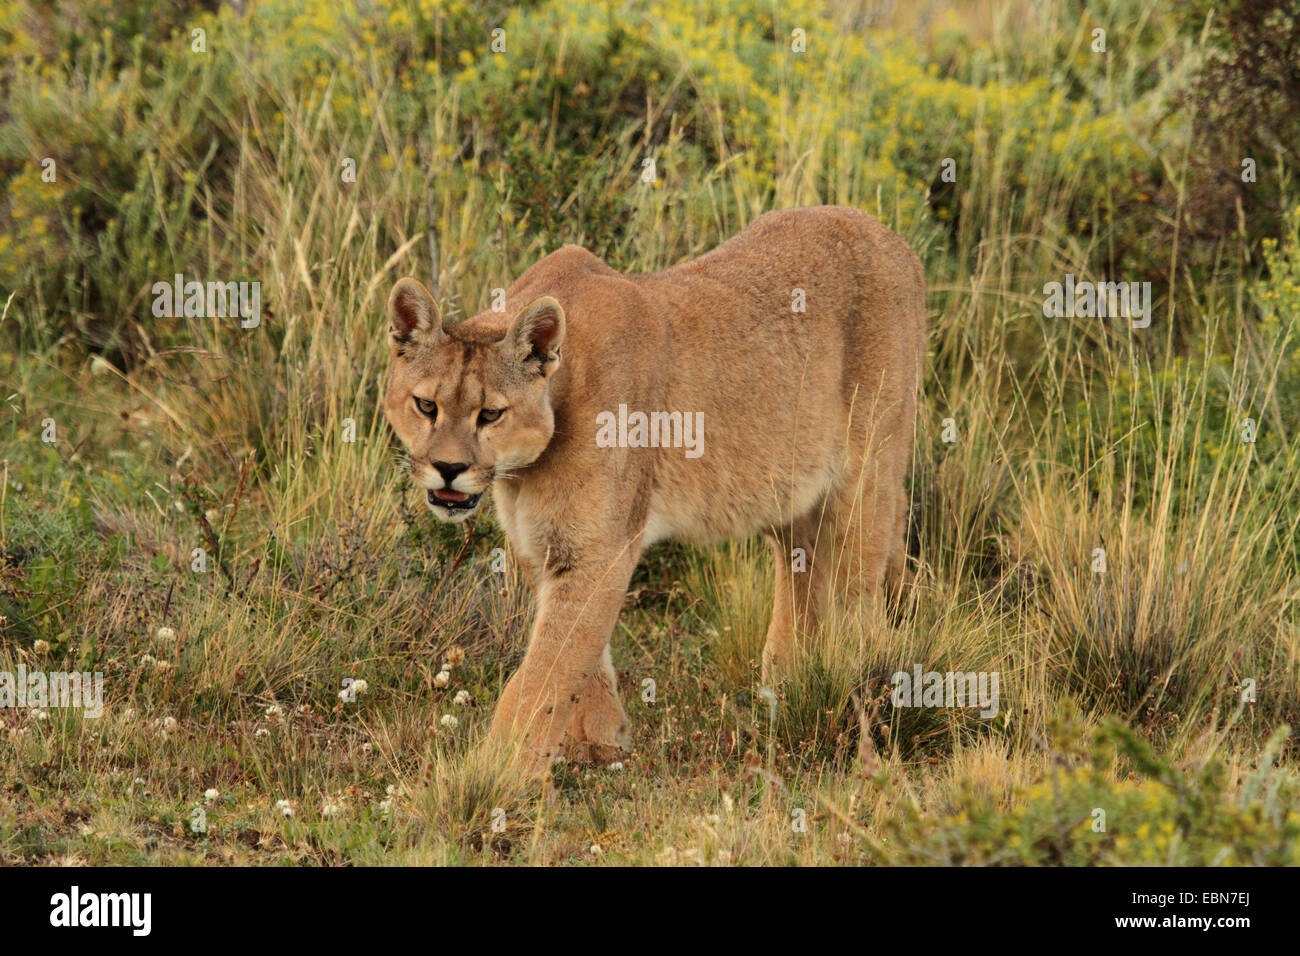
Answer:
top-left (432, 461), bottom-right (470, 485)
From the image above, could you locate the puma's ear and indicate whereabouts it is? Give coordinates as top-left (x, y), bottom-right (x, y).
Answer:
top-left (505, 295), bottom-right (565, 376)
top-left (386, 277), bottom-right (444, 355)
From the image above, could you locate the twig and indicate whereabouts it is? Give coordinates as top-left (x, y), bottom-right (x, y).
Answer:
top-left (183, 478), bottom-right (235, 591)
top-left (446, 517), bottom-right (477, 577)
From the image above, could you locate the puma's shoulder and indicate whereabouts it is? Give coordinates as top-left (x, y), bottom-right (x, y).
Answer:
top-left (518, 244), bottom-right (621, 286)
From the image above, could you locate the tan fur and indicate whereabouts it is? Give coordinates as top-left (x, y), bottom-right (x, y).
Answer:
top-left (383, 205), bottom-right (926, 773)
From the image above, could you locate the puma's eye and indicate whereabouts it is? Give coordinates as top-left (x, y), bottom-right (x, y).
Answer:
top-left (414, 397), bottom-right (437, 420)
top-left (477, 407), bottom-right (504, 427)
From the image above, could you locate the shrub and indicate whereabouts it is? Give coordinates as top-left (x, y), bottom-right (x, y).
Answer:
top-left (878, 705), bottom-right (1300, 865)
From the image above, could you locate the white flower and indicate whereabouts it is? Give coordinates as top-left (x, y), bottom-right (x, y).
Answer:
top-left (30, 709), bottom-right (49, 722)
top-left (204, 508), bottom-right (220, 525)
top-left (275, 799), bottom-right (294, 818)
top-left (204, 788), bottom-right (220, 801)
top-left (265, 704), bottom-right (284, 718)
top-left (386, 784), bottom-right (399, 796)
top-left (140, 654), bottom-right (156, 667)
top-left (254, 727), bottom-right (270, 739)
top-left (608, 761), bottom-right (624, 772)
top-left (351, 679), bottom-right (368, 695)
top-left (453, 690), bottom-right (472, 707)
top-left (589, 844), bottom-right (603, 856)
top-left (155, 626), bottom-right (176, 642)
top-left (360, 742), bottom-right (372, 755)
top-left (439, 714), bottom-right (459, 730)
top-left (321, 802), bottom-right (342, 817)
top-left (433, 669), bottom-right (451, 688)
top-left (33, 639), bottom-right (50, 654)
top-left (161, 716), bottom-right (178, 732)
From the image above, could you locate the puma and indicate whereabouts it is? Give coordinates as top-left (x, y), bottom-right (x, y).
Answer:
top-left (382, 205), bottom-right (926, 773)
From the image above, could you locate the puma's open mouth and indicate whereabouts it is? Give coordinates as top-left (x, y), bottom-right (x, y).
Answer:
top-left (427, 488), bottom-right (482, 511)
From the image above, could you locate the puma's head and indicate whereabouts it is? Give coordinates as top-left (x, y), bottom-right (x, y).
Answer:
top-left (382, 277), bottom-right (565, 523)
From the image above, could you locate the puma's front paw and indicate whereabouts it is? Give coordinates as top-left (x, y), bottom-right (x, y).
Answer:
top-left (562, 691), bottom-right (631, 765)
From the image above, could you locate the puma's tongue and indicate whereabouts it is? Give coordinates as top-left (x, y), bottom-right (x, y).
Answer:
top-left (433, 489), bottom-right (468, 502)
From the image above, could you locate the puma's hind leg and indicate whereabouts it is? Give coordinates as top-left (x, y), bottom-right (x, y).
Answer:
top-left (761, 511), bottom-right (832, 684)
top-left (827, 447), bottom-right (909, 612)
